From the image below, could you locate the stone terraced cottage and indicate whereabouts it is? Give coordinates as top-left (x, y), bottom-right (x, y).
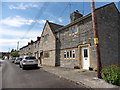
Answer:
top-left (19, 3), bottom-right (120, 70)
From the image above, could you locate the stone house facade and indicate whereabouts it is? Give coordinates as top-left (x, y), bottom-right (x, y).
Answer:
top-left (54, 3), bottom-right (119, 69)
top-left (33, 37), bottom-right (41, 59)
top-left (19, 3), bottom-right (119, 69)
top-left (0, 52), bottom-right (10, 59)
top-left (40, 21), bottom-right (63, 66)
top-left (19, 37), bottom-right (41, 59)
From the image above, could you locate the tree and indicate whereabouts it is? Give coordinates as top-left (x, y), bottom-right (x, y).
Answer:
top-left (10, 51), bottom-right (19, 57)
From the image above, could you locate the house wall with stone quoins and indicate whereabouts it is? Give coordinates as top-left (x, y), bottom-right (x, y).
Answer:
top-left (18, 3), bottom-right (119, 69)
top-left (95, 3), bottom-right (120, 67)
top-left (56, 16), bottom-right (96, 68)
top-left (56, 3), bottom-right (120, 69)
top-left (41, 22), bottom-right (56, 66)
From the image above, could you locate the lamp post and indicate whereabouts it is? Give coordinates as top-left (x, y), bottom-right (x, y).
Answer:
top-left (17, 41), bottom-right (19, 51)
top-left (90, 0), bottom-right (102, 78)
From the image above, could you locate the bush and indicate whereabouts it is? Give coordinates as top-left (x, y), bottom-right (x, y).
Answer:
top-left (101, 65), bottom-right (120, 86)
top-left (74, 66), bottom-right (80, 69)
top-left (89, 67), bottom-right (93, 71)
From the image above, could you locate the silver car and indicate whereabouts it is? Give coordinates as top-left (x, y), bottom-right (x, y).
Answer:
top-left (14, 58), bottom-right (22, 64)
top-left (19, 56), bottom-right (38, 70)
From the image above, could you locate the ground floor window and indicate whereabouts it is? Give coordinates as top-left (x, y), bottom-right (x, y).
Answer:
top-left (72, 50), bottom-right (75, 58)
top-left (44, 52), bottom-right (49, 58)
top-left (64, 51), bottom-right (67, 58)
top-left (64, 49), bottom-right (76, 59)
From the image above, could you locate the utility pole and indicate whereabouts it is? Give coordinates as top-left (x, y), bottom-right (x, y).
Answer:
top-left (17, 41), bottom-right (19, 51)
top-left (8, 48), bottom-right (10, 52)
top-left (90, 0), bottom-right (102, 78)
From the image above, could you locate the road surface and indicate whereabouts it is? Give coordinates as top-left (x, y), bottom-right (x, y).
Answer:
top-left (1, 59), bottom-right (86, 89)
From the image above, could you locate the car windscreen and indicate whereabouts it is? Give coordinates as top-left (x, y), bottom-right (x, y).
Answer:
top-left (19, 58), bottom-right (22, 60)
top-left (18, 58), bottom-right (22, 60)
top-left (25, 57), bottom-right (36, 60)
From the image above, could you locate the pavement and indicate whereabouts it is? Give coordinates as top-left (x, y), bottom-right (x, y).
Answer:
top-left (39, 65), bottom-right (120, 89)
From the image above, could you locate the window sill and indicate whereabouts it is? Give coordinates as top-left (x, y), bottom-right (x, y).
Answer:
top-left (68, 32), bottom-right (78, 37)
top-left (64, 58), bottom-right (76, 60)
top-left (44, 58), bottom-right (49, 59)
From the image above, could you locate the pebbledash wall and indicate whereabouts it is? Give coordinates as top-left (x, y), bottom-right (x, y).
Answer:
top-left (19, 3), bottom-right (120, 69)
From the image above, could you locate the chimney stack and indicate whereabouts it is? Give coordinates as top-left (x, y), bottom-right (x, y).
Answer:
top-left (31, 40), bottom-right (33, 44)
top-left (70, 10), bottom-right (83, 23)
top-left (37, 37), bottom-right (40, 40)
top-left (28, 42), bottom-right (30, 45)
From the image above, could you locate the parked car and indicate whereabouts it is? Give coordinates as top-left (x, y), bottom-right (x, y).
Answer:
top-left (12, 57), bottom-right (16, 63)
top-left (19, 56), bottom-right (38, 70)
top-left (2, 57), bottom-right (4, 60)
top-left (14, 58), bottom-right (22, 64)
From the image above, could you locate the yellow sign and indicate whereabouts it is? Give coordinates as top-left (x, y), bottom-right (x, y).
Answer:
top-left (94, 38), bottom-right (99, 44)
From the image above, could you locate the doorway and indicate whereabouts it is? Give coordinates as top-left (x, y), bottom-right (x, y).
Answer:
top-left (81, 47), bottom-right (90, 70)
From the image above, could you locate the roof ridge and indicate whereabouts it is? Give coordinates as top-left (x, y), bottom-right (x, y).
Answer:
top-left (55, 2), bottom-right (118, 32)
top-left (48, 21), bottom-right (64, 27)
top-left (94, 2), bottom-right (115, 11)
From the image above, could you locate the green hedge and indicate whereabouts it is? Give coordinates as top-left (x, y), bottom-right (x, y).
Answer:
top-left (101, 65), bottom-right (120, 86)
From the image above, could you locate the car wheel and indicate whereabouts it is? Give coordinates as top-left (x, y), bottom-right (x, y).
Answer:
top-left (22, 66), bottom-right (25, 70)
top-left (19, 64), bottom-right (22, 68)
top-left (35, 65), bottom-right (38, 69)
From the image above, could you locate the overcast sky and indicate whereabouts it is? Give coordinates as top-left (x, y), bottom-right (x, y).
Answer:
top-left (0, 1), bottom-right (119, 52)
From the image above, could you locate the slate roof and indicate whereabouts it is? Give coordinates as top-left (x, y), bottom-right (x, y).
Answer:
top-left (47, 21), bottom-right (64, 33)
top-left (43, 3), bottom-right (119, 36)
top-left (53, 2), bottom-right (119, 32)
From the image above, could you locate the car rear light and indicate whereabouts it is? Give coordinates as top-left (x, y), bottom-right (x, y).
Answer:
top-left (23, 60), bottom-right (27, 62)
top-left (35, 60), bottom-right (38, 62)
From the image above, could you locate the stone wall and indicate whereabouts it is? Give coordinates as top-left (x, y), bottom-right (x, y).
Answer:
top-left (56, 16), bottom-right (97, 68)
top-left (96, 3), bottom-right (120, 67)
top-left (41, 22), bottom-right (56, 66)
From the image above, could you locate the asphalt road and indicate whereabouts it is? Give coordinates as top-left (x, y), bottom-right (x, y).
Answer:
top-left (1, 59), bottom-right (85, 89)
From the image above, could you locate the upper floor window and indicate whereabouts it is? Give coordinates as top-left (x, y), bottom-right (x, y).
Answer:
top-left (44, 34), bottom-right (49, 42)
top-left (69, 25), bottom-right (78, 35)
top-left (71, 26), bottom-right (75, 34)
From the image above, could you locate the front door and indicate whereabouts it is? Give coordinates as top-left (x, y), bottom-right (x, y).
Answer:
top-left (81, 47), bottom-right (90, 70)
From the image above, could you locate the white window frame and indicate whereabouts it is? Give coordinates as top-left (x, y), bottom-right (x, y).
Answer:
top-left (69, 25), bottom-right (78, 36)
top-left (72, 50), bottom-right (75, 58)
top-left (66, 51), bottom-right (69, 59)
top-left (64, 50), bottom-right (75, 59)
top-left (64, 51), bottom-right (67, 59)
top-left (75, 25), bottom-right (78, 34)
top-left (69, 50), bottom-right (72, 59)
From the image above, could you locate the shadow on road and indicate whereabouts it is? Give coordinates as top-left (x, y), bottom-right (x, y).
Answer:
top-left (23, 67), bottom-right (40, 70)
